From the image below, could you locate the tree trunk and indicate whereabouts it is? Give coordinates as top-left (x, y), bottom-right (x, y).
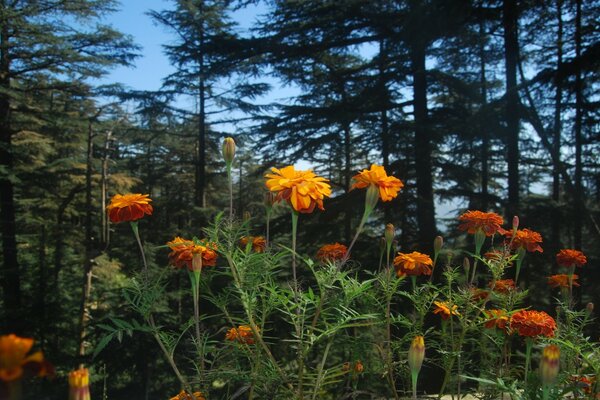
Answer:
top-left (411, 40), bottom-right (437, 251)
top-left (0, 16), bottom-right (22, 333)
top-left (573, 0), bottom-right (583, 249)
top-left (478, 15), bottom-right (489, 211)
top-left (552, 0), bottom-right (564, 247)
top-left (38, 224), bottom-right (47, 349)
top-left (379, 39), bottom-right (392, 223)
top-left (503, 0), bottom-right (520, 219)
top-left (196, 9), bottom-right (206, 209)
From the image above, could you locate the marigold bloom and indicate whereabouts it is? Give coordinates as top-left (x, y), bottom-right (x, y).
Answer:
top-left (433, 301), bottom-right (460, 320)
top-left (265, 166), bottom-right (331, 213)
top-left (540, 345), bottom-right (560, 385)
top-left (225, 325), bottom-right (256, 345)
top-left (353, 360), bottom-right (364, 374)
top-left (470, 288), bottom-right (490, 302)
top-left (458, 210), bottom-right (506, 236)
top-left (167, 237), bottom-right (218, 270)
top-left (0, 334), bottom-right (50, 382)
top-left (393, 251), bottom-right (433, 277)
top-left (508, 228), bottom-right (543, 253)
top-left (483, 309), bottom-right (509, 332)
top-left (556, 249), bottom-right (587, 267)
top-left (570, 376), bottom-right (594, 395)
top-left (240, 236), bottom-right (267, 253)
top-left (350, 164), bottom-right (404, 202)
top-left (68, 368), bottom-right (90, 400)
top-left (510, 310), bottom-right (556, 338)
top-left (106, 193), bottom-right (153, 223)
top-left (547, 274), bottom-right (579, 288)
top-left (316, 243), bottom-right (348, 262)
top-left (491, 279), bottom-right (516, 294)
top-left (169, 390), bottom-right (206, 400)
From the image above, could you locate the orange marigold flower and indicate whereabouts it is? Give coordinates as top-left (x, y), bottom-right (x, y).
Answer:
top-left (470, 288), bottom-right (490, 302)
top-left (483, 309), bottom-right (509, 332)
top-left (316, 243), bottom-right (348, 262)
top-left (570, 375), bottom-right (594, 395)
top-left (507, 228), bottom-right (543, 253)
top-left (433, 301), bottom-right (460, 320)
top-left (556, 249), bottom-right (587, 267)
top-left (106, 193), bottom-right (153, 223)
top-left (0, 334), bottom-right (51, 382)
top-left (225, 325), bottom-right (257, 345)
top-left (547, 274), bottom-right (579, 288)
top-left (393, 251), bottom-right (433, 277)
top-left (350, 164), bottom-right (403, 202)
top-left (265, 166), bottom-right (331, 213)
top-left (510, 310), bottom-right (556, 338)
top-left (458, 210), bottom-right (506, 236)
top-left (69, 367), bottom-right (90, 400)
top-left (167, 237), bottom-right (218, 270)
top-left (240, 236), bottom-right (267, 253)
top-left (490, 279), bottom-right (516, 294)
top-left (354, 360), bottom-right (364, 374)
top-left (169, 390), bottom-right (206, 400)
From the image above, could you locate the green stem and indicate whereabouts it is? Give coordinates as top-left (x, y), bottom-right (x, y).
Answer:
top-left (311, 339), bottom-right (334, 400)
top-left (385, 268), bottom-right (400, 400)
top-left (524, 338), bottom-right (533, 383)
top-left (291, 210), bottom-right (299, 286)
top-left (189, 269), bottom-right (204, 372)
top-left (227, 165), bottom-right (233, 220)
top-left (411, 371), bottom-right (419, 400)
top-left (130, 222), bottom-right (148, 272)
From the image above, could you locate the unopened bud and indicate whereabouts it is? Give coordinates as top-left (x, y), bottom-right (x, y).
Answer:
top-left (342, 362), bottom-right (350, 372)
top-left (540, 345), bottom-right (560, 385)
top-left (434, 236), bottom-right (443, 255)
top-left (385, 224), bottom-right (395, 246)
top-left (192, 252), bottom-right (203, 272)
top-left (365, 184), bottom-right (380, 213)
top-left (408, 336), bottom-right (425, 374)
top-left (354, 360), bottom-right (364, 374)
top-left (69, 367), bottom-right (91, 400)
top-left (222, 137), bottom-right (236, 166)
top-left (243, 211), bottom-right (251, 222)
top-left (463, 257), bottom-right (470, 275)
top-left (586, 302), bottom-right (594, 314)
top-left (512, 215), bottom-right (519, 232)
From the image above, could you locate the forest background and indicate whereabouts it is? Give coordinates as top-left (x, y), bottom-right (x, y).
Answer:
top-left (0, 0), bottom-right (598, 398)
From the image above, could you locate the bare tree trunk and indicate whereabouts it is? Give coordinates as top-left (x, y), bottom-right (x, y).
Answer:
top-left (101, 127), bottom-right (113, 249)
top-left (552, 0), bottom-right (564, 247)
top-left (573, 0), bottom-right (583, 249)
top-left (503, 0), bottom-right (520, 219)
top-left (379, 39), bottom-right (393, 223)
top-left (478, 14), bottom-right (490, 211)
top-left (38, 225), bottom-right (47, 349)
top-left (196, 8), bottom-right (206, 209)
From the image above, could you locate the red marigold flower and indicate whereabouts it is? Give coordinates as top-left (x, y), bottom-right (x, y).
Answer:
top-left (393, 251), bottom-right (433, 277)
top-left (483, 309), bottom-right (509, 332)
top-left (106, 193), bottom-right (153, 223)
top-left (167, 237), bottom-right (218, 270)
top-left (547, 274), bottom-right (579, 288)
top-left (433, 301), bottom-right (460, 320)
top-left (458, 210), bottom-right (506, 237)
top-left (507, 228), bottom-right (543, 253)
top-left (350, 164), bottom-right (404, 202)
top-left (510, 310), bottom-right (556, 338)
top-left (240, 236), bottom-right (267, 253)
top-left (225, 325), bottom-right (257, 345)
top-left (316, 243), bottom-right (348, 262)
top-left (265, 166), bottom-right (331, 213)
top-left (169, 390), bottom-right (206, 400)
top-left (556, 249), bottom-right (587, 267)
top-left (490, 279), bottom-right (516, 294)
top-left (0, 334), bottom-right (52, 382)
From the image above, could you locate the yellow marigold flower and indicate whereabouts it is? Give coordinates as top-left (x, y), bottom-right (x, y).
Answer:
top-left (265, 166), bottom-right (331, 213)
top-left (0, 334), bottom-right (51, 382)
top-left (106, 193), bottom-right (153, 223)
top-left (432, 301), bottom-right (460, 320)
top-left (316, 243), bottom-right (348, 262)
top-left (169, 390), bottom-right (206, 400)
top-left (225, 325), bottom-right (257, 345)
top-left (393, 251), bottom-right (433, 277)
top-left (69, 367), bottom-right (90, 400)
top-left (350, 164), bottom-right (403, 202)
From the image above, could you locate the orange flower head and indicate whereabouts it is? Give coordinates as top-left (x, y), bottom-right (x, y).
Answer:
top-left (556, 249), bottom-right (587, 267)
top-left (483, 309), bottom-right (509, 332)
top-left (470, 288), bottom-right (490, 302)
top-left (491, 279), bottom-right (516, 294)
top-left (106, 193), bottom-right (153, 223)
top-left (458, 210), bottom-right (506, 237)
top-left (316, 243), bottom-right (348, 262)
top-left (570, 376), bottom-right (594, 395)
top-left (0, 334), bottom-right (51, 382)
top-left (169, 390), bottom-right (206, 400)
top-left (350, 164), bottom-right (403, 202)
top-left (240, 236), bottom-right (267, 253)
top-left (393, 251), bottom-right (433, 277)
top-left (265, 166), bottom-right (331, 213)
top-left (433, 301), bottom-right (460, 320)
top-left (510, 310), bottom-right (556, 338)
top-left (225, 325), bottom-right (256, 345)
top-left (68, 368), bottom-right (90, 400)
top-left (167, 237), bottom-right (218, 271)
top-left (353, 360), bottom-right (364, 374)
top-left (547, 274), bottom-right (579, 288)
top-left (508, 228), bottom-right (543, 253)
top-left (540, 345), bottom-right (560, 385)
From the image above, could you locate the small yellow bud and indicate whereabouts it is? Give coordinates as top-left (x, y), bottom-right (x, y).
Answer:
top-left (540, 345), bottom-right (560, 385)
top-left (408, 335), bottom-right (425, 374)
top-left (385, 224), bottom-right (395, 246)
top-left (222, 137), bottom-right (236, 166)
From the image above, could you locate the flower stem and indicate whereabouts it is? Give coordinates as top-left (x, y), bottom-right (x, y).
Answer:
top-left (130, 222), bottom-right (148, 272)
top-left (189, 269), bottom-right (204, 372)
top-left (524, 338), bottom-right (533, 383)
top-left (227, 165), bottom-right (233, 220)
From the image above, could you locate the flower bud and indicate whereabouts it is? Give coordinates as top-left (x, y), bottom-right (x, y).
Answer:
top-left (586, 302), bottom-right (594, 314)
top-left (408, 335), bottom-right (425, 374)
top-left (434, 236), bottom-right (443, 255)
top-left (365, 184), bottom-right (379, 213)
top-left (512, 215), bottom-right (519, 232)
top-left (463, 257), bottom-right (470, 276)
top-left (540, 345), bottom-right (560, 385)
top-left (385, 224), bottom-right (395, 246)
top-left (342, 362), bottom-right (350, 372)
top-left (354, 360), bottom-right (364, 374)
top-left (69, 368), bottom-right (91, 400)
top-left (222, 137), bottom-right (236, 166)
top-left (243, 211), bottom-right (251, 222)
top-left (192, 252), bottom-right (203, 272)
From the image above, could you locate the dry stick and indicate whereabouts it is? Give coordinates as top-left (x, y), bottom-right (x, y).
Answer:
top-left (131, 223), bottom-right (192, 394)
